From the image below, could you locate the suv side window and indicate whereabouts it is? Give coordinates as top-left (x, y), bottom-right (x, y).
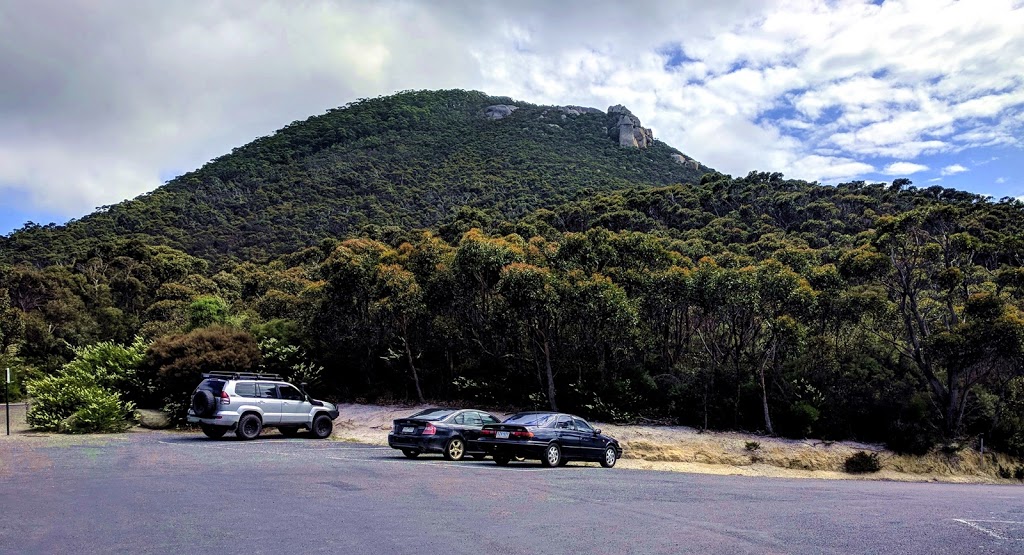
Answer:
top-left (278, 385), bottom-right (304, 401)
top-left (234, 382), bottom-right (256, 397)
top-left (256, 383), bottom-right (278, 398)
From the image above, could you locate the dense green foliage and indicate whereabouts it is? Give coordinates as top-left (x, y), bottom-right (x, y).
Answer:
top-left (1, 90), bottom-right (705, 267)
top-left (26, 339), bottom-right (145, 432)
top-left (2, 90), bottom-right (1023, 456)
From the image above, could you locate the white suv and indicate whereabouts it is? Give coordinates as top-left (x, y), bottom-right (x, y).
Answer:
top-left (186, 372), bottom-right (339, 440)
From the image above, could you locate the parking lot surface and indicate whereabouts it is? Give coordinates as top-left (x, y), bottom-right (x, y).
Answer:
top-left (1, 431), bottom-right (1022, 554)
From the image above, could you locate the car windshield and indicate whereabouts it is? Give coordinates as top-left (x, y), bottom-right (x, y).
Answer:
top-left (503, 413), bottom-right (555, 427)
top-left (408, 409), bottom-right (456, 421)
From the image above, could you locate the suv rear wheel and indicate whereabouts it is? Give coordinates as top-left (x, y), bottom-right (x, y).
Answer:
top-left (310, 413), bottom-right (333, 439)
top-left (236, 413), bottom-right (263, 440)
top-left (200, 424), bottom-right (228, 439)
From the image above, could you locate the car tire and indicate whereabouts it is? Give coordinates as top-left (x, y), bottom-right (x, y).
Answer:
top-left (471, 453), bottom-right (486, 461)
top-left (402, 449), bottom-right (420, 459)
top-left (200, 424), bottom-right (227, 439)
top-left (310, 413), bottom-right (333, 439)
top-left (494, 455), bottom-right (511, 466)
top-left (236, 413), bottom-right (262, 440)
top-left (279, 426), bottom-right (301, 437)
top-left (541, 443), bottom-right (562, 467)
top-left (443, 438), bottom-right (466, 461)
top-left (601, 446), bottom-right (618, 468)
top-left (192, 390), bottom-right (217, 418)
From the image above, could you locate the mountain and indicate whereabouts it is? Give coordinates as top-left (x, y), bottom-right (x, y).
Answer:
top-left (1, 89), bottom-right (710, 266)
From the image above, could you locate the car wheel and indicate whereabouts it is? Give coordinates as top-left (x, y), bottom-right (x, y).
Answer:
top-left (443, 438), bottom-right (466, 461)
top-left (494, 455), bottom-right (511, 466)
top-left (402, 449), bottom-right (420, 459)
top-left (542, 443), bottom-right (562, 467)
top-left (279, 426), bottom-right (301, 437)
top-left (192, 390), bottom-right (217, 418)
top-left (601, 446), bottom-right (617, 468)
top-left (236, 414), bottom-right (262, 440)
top-left (200, 424), bottom-right (227, 439)
top-left (471, 453), bottom-right (486, 461)
top-left (310, 413), bottom-right (333, 439)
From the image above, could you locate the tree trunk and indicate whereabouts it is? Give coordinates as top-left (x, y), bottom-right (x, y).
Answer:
top-left (542, 337), bottom-right (557, 411)
top-left (403, 336), bottom-right (425, 404)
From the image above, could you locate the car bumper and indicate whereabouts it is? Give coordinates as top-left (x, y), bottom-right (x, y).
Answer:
top-left (186, 410), bottom-right (239, 427)
top-left (474, 438), bottom-right (548, 459)
top-left (387, 433), bottom-right (448, 453)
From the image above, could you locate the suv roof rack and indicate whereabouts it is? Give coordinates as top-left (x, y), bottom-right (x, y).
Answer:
top-left (202, 372), bottom-right (285, 381)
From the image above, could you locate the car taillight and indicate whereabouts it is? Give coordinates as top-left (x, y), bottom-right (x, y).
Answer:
top-left (423, 423), bottom-right (436, 435)
top-left (480, 429), bottom-right (495, 436)
top-left (219, 391), bottom-right (230, 405)
top-left (512, 431), bottom-right (533, 438)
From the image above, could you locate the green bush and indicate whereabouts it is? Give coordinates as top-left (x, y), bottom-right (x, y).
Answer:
top-left (844, 451), bottom-right (881, 473)
top-left (24, 339), bottom-right (144, 433)
top-left (27, 375), bottom-right (134, 433)
top-left (997, 465), bottom-right (1012, 479)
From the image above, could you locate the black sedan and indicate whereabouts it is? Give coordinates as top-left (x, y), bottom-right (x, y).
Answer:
top-left (387, 408), bottom-right (502, 461)
top-left (475, 412), bottom-right (623, 468)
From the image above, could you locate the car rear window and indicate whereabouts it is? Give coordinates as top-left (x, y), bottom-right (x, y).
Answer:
top-left (409, 409), bottom-right (455, 421)
top-left (197, 379), bottom-right (225, 394)
top-left (503, 413), bottom-right (555, 427)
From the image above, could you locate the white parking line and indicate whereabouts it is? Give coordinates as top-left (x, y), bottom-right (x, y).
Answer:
top-left (952, 519), bottom-right (1024, 541)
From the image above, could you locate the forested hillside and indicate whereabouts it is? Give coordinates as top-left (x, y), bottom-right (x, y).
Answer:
top-left (0, 90), bottom-right (705, 266)
top-left (2, 90), bottom-right (1023, 458)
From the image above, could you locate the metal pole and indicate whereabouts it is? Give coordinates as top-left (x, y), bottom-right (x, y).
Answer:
top-left (5, 367), bottom-right (9, 436)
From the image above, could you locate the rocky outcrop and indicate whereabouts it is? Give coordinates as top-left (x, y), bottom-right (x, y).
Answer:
top-left (607, 105), bottom-right (653, 148)
top-left (484, 104), bottom-right (518, 120)
top-left (671, 153), bottom-right (701, 170)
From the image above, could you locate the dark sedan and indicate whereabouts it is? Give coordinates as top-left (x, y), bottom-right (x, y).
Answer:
top-left (387, 408), bottom-right (502, 461)
top-left (475, 412), bottom-right (623, 467)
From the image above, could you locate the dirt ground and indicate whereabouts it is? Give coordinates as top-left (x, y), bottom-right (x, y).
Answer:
top-left (331, 403), bottom-right (1023, 484)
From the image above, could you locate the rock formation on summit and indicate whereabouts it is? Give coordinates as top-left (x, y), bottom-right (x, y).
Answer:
top-left (607, 105), bottom-right (653, 148)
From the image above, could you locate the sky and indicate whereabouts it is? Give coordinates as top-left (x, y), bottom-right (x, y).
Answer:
top-left (1, 0), bottom-right (1022, 235)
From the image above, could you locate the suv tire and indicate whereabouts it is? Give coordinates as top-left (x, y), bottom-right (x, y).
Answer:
top-left (236, 413), bottom-right (263, 440)
top-left (310, 413), bottom-right (333, 439)
top-left (192, 390), bottom-right (217, 417)
top-left (200, 424), bottom-right (228, 439)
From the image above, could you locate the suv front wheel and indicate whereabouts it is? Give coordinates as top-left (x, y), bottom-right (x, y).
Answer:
top-left (236, 413), bottom-right (263, 440)
top-left (310, 413), bottom-right (333, 439)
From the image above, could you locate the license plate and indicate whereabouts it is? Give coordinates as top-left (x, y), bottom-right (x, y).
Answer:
top-left (496, 431), bottom-right (510, 439)
top-left (402, 426), bottom-right (414, 433)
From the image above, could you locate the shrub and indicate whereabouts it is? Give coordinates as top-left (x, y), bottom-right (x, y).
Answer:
top-left (844, 451), bottom-right (881, 473)
top-left (1015, 466), bottom-right (1024, 481)
top-left (745, 441), bottom-right (761, 452)
top-left (27, 373), bottom-right (134, 433)
top-left (997, 465), bottom-right (1012, 479)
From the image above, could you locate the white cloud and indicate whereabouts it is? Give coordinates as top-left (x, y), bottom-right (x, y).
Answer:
top-left (996, 177), bottom-right (1007, 184)
top-left (941, 164), bottom-right (969, 176)
top-left (882, 162), bottom-right (929, 175)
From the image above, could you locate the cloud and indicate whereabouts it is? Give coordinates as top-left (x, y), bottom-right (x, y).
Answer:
top-left (996, 177), bottom-right (1007, 184)
top-left (0, 0), bottom-right (1023, 222)
top-left (941, 164), bottom-right (969, 176)
top-left (882, 162), bottom-right (929, 175)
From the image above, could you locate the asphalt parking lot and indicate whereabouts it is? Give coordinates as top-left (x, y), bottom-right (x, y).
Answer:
top-left (1, 431), bottom-right (1022, 554)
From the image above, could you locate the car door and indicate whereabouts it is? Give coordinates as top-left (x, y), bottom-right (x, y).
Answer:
top-left (277, 384), bottom-right (308, 425)
top-left (573, 417), bottom-right (604, 459)
top-left (255, 383), bottom-right (282, 425)
top-left (553, 415), bottom-right (581, 458)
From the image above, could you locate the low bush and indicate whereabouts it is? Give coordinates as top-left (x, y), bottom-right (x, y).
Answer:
top-left (844, 451), bottom-right (881, 473)
top-left (27, 375), bottom-right (134, 433)
top-left (745, 441), bottom-right (761, 452)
